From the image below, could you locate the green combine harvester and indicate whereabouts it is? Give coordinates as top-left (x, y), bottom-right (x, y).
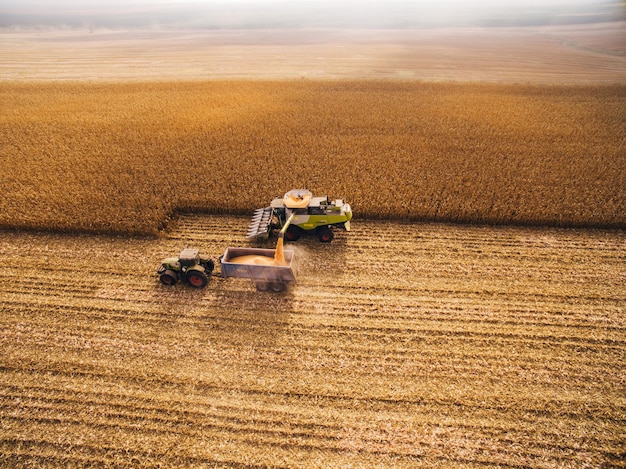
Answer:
top-left (247, 189), bottom-right (352, 243)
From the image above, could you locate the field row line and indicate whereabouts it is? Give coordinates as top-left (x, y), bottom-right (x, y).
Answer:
top-left (2, 382), bottom-right (622, 468)
top-left (2, 323), bottom-right (621, 389)
top-left (3, 298), bottom-right (624, 353)
top-left (3, 291), bottom-right (624, 351)
top-left (3, 362), bottom-right (623, 421)
top-left (4, 381), bottom-right (623, 446)
top-left (0, 438), bottom-right (283, 469)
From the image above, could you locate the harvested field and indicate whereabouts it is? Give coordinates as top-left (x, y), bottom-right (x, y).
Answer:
top-left (1, 24), bottom-right (625, 83)
top-left (1, 215), bottom-right (624, 467)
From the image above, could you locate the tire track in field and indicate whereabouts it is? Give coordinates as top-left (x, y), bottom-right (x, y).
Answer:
top-left (0, 216), bottom-right (624, 467)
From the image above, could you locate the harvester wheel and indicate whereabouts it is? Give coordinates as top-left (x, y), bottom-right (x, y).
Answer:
top-left (186, 270), bottom-right (209, 288)
top-left (159, 270), bottom-right (178, 286)
top-left (285, 225), bottom-right (302, 242)
top-left (317, 227), bottom-right (334, 243)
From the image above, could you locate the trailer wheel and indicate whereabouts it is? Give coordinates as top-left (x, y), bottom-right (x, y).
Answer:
top-left (317, 227), bottom-right (334, 243)
top-left (186, 270), bottom-right (209, 288)
top-left (256, 282), bottom-right (269, 291)
top-left (285, 225), bottom-right (302, 242)
top-left (159, 270), bottom-right (178, 286)
top-left (270, 282), bottom-right (286, 292)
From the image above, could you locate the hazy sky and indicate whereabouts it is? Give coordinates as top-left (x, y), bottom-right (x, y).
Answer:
top-left (2, 0), bottom-right (610, 9)
top-left (1, 0), bottom-right (623, 28)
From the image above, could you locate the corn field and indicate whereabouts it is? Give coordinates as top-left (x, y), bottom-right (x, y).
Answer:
top-left (1, 81), bottom-right (624, 235)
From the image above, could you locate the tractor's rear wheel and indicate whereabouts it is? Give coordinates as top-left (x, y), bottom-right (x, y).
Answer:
top-left (317, 227), bottom-right (334, 243)
top-left (159, 270), bottom-right (178, 286)
top-left (285, 225), bottom-right (302, 242)
top-left (186, 270), bottom-right (209, 288)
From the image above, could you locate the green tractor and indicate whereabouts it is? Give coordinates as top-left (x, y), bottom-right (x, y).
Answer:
top-left (157, 248), bottom-right (215, 288)
top-left (247, 189), bottom-right (352, 243)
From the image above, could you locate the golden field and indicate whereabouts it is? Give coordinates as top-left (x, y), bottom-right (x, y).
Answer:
top-left (1, 80), bottom-right (625, 235)
top-left (1, 23), bottom-right (625, 468)
top-left (1, 215), bottom-right (624, 467)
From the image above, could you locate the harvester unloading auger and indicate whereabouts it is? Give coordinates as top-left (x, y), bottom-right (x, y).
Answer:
top-left (247, 189), bottom-right (352, 243)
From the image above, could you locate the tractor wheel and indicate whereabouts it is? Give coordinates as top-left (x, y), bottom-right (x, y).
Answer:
top-left (201, 259), bottom-right (215, 273)
top-left (317, 227), bottom-right (334, 243)
top-left (186, 270), bottom-right (209, 288)
top-left (285, 225), bottom-right (302, 242)
top-left (270, 282), bottom-right (286, 292)
top-left (159, 270), bottom-right (178, 286)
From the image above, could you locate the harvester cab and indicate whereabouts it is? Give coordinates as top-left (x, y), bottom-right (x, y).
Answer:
top-left (247, 189), bottom-right (352, 243)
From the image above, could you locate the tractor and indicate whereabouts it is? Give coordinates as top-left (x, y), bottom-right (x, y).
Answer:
top-left (157, 248), bottom-right (215, 288)
top-left (247, 189), bottom-right (352, 243)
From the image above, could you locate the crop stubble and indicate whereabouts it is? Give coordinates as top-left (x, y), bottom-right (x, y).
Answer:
top-left (0, 215), bottom-right (624, 467)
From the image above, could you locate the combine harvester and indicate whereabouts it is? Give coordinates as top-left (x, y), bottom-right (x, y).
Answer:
top-left (247, 189), bottom-right (352, 243)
